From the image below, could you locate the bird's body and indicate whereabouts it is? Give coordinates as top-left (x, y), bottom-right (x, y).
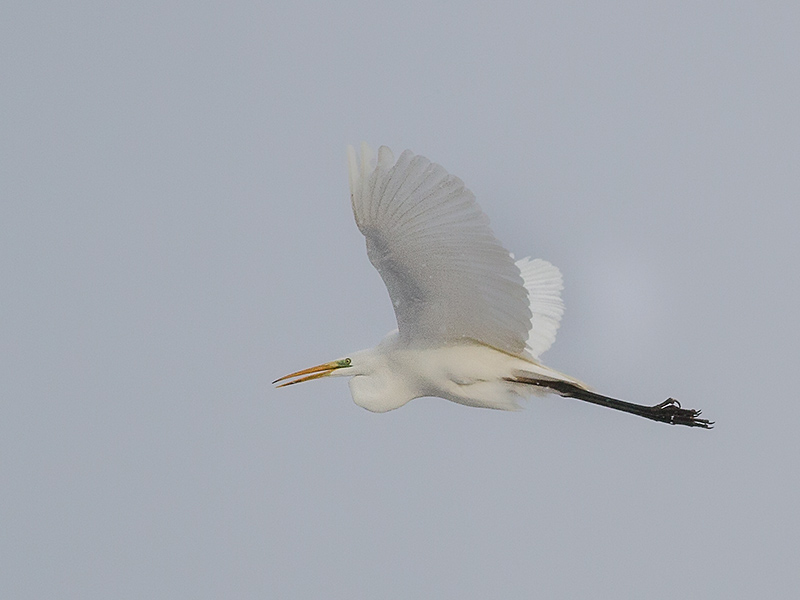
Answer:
top-left (345, 330), bottom-right (582, 413)
top-left (275, 143), bottom-right (711, 428)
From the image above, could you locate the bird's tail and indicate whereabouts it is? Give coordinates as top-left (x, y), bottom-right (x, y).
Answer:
top-left (511, 362), bottom-right (591, 392)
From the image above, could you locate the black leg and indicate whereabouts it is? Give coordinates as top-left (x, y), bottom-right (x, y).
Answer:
top-left (505, 376), bottom-right (713, 429)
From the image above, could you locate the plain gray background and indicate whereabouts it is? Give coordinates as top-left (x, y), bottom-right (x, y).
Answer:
top-left (3, 1), bottom-right (798, 598)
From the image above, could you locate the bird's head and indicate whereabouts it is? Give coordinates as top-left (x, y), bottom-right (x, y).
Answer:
top-left (272, 356), bottom-right (355, 388)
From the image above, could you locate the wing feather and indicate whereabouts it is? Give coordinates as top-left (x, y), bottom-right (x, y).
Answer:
top-left (348, 144), bottom-right (532, 355)
top-left (516, 257), bottom-right (564, 358)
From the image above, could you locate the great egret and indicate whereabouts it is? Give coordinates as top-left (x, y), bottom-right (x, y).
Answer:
top-left (274, 144), bottom-right (712, 428)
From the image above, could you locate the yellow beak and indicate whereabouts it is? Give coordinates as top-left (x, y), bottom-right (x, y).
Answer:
top-left (272, 358), bottom-right (351, 388)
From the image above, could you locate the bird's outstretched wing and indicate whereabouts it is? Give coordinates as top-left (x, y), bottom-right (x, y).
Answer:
top-left (348, 143), bottom-right (533, 355)
top-left (516, 257), bottom-right (564, 358)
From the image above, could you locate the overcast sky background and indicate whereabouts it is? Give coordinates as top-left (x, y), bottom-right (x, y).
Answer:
top-left (3, 1), bottom-right (799, 598)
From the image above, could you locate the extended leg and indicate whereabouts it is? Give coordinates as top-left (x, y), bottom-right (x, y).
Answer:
top-left (506, 376), bottom-right (713, 428)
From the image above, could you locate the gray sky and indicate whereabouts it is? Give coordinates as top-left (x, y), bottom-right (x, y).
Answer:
top-left (3, 1), bottom-right (799, 598)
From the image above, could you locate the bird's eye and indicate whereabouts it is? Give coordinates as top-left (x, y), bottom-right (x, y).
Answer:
top-left (339, 358), bottom-right (352, 367)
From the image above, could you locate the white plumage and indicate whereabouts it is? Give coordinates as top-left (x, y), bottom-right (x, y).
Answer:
top-left (516, 256), bottom-right (564, 359)
top-left (347, 143), bottom-right (532, 356)
top-left (274, 144), bottom-right (712, 428)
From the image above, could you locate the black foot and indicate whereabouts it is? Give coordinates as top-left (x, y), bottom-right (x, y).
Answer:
top-left (650, 398), bottom-right (714, 428)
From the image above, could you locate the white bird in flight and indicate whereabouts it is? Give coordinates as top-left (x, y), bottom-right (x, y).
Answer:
top-left (274, 143), bottom-right (712, 428)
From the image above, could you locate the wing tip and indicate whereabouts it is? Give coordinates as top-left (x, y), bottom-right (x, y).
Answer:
top-left (349, 142), bottom-right (393, 192)
top-left (516, 256), bottom-right (565, 358)
top-left (359, 141), bottom-right (374, 181)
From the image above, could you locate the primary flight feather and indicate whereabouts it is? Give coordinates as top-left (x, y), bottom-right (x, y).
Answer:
top-left (274, 143), bottom-right (712, 428)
